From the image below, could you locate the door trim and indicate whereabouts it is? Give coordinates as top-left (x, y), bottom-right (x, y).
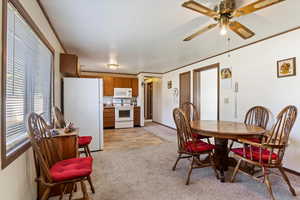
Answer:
top-left (179, 71), bottom-right (191, 107)
top-left (193, 63), bottom-right (220, 120)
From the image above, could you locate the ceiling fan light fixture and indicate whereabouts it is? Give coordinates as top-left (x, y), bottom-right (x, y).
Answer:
top-left (107, 63), bottom-right (120, 70)
top-left (219, 16), bottom-right (229, 36)
top-left (220, 25), bottom-right (228, 35)
top-left (182, 0), bottom-right (284, 41)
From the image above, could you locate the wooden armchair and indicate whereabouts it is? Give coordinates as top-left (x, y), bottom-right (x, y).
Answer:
top-left (181, 102), bottom-right (211, 143)
top-left (230, 105), bottom-right (297, 200)
top-left (172, 108), bottom-right (218, 185)
top-left (27, 113), bottom-right (92, 200)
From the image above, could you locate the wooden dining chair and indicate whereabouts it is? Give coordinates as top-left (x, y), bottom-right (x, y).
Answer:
top-left (181, 102), bottom-right (212, 143)
top-left (53, 106), bottom-right (95, 193)
top-left (172, 108), bottom-right (219, 185)
top-left (27, 113), bottom-right (93, 200)
top-left (230, 105), bottom-right (297, 200)
top-left (229, 106), bottom-right (270, 150)
top-left (53, 106), bottom-right (93, 158)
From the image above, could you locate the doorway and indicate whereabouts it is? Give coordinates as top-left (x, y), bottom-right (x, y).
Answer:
top-left (193, 63), bottom-right (220, 120)
top-left (179, 71), bottom-right (191, 107)
top-left (144, 80), bottom-right (153, 120)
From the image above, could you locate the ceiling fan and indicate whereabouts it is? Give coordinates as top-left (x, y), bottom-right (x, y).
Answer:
top-left (182, 0), bottom-right (285, 41)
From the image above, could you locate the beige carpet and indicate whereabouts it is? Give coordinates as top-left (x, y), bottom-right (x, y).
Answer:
top-left (51, 123), bottom-right (300, 200)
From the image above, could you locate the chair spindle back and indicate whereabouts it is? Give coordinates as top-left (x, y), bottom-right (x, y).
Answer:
top-left (27, 113), bottom-right (62, 183)
top-left (181, 102), bottom-right (199, 122)
top-left (173, 108), bottom-right (194, 152)
top-left (244, 106), bottom-right (269, 129)
top-left (266, 105), bottom-right (297, 146)
top-left (53, 106), bottom-right (66, 128)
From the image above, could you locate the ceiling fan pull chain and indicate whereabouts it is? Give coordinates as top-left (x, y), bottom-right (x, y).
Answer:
top-left (227, 36), bottom-right (231, 58)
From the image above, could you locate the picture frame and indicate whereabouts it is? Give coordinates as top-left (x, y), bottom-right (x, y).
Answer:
top-left (277, 57), bottom-right (296, 78)
top-left (220, 68), bottom-right (232, 79)
top-left (167, 81), bottom-right (172, 89)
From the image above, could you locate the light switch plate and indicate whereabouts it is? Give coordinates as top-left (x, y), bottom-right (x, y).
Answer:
top-left (224, 97), bottom-right (230, 104)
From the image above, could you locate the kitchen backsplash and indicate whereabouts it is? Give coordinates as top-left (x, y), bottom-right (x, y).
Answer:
top-left (103, 96), bottom-right (137, 106)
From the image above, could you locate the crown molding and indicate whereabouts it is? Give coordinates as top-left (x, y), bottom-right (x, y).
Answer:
top-left (36, 0), bottom-right (67, 53)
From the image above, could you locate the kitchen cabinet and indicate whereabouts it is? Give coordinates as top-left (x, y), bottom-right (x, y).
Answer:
top-left (103, 76), bottom-right (114, 96)
top-left (112, 77), bottom-right (138, 96)
top-left (113, 77), bottom-right (131, 88)
top-left (60, 53), bottom-right (79, 77)
top-left (131, 78), bottom-right (139, 97)
top-left (78, 74), bottom-right (139, 97)
top-left (104, 107), bottom-right (115, 128)
top-left (134, 107), bottom-right (140, 126)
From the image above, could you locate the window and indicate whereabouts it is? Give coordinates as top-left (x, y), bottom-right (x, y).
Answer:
top-left (1, 1), bottom-right (54, 168)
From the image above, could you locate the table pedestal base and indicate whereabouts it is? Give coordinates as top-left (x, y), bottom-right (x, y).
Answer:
top-left (214, 138), bottom-right (237, 182)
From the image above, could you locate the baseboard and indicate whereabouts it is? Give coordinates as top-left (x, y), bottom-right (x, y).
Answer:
top-left (152, 121), bottom-right (176, 130)
top-left (283, 167), bottom-right (300, 176)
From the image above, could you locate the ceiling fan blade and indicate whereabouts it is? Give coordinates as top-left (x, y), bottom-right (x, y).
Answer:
top-left (182, 0), bottom-right (218, 18)
top-left (232, 0), bottom-right (285, 17)
top-left (183, 24), bottom-right (217, 41)
top-left (229, 21), bottom-right (255, 39)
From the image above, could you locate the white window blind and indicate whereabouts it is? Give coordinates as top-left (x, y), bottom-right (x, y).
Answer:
top-left (5, 4), bottom-right (53, 153)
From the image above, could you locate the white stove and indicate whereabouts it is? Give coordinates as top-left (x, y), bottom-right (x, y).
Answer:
top-left (114, 105), bottom-right (134, 128)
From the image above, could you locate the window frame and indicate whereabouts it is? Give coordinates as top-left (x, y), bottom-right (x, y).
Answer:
top-left (1, 0), bottom-right (55, 169)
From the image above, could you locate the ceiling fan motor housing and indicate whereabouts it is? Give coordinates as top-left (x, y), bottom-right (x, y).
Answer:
top-left (217, 0), bottom-right (236, 15)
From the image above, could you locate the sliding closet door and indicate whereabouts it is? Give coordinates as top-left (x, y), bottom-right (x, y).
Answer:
top-left (193, 64), bottom-right (219, 120)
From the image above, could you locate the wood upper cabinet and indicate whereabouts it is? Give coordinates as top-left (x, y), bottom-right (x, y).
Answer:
top-left (79, 75), bottom-right (139, 97)
top-left (113, 77), bottom-right (131, 88)
top-left (131, 78), bottom-right (139, 97)
top-left (113, 77), bottom-right (138, 96)
top-left (103, 76), bottom-right (114, 96)
top-left (60, 53), bottom-right (79, 77)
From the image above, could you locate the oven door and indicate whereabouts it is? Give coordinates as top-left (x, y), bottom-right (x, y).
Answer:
top-left (115, 107), bottom-right (133, 121)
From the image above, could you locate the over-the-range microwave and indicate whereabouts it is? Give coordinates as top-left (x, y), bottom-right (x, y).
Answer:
top-left (114, 88), bottom-right (132, 98)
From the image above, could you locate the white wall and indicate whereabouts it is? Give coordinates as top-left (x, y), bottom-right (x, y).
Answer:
top-left (158, 29), bottom-right (300, 171)
top-left (0, 0), bottom-right (64, 199)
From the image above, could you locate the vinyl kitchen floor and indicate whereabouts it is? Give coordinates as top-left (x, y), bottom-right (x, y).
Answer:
top-left (103, 124), bottom-right (167, 152)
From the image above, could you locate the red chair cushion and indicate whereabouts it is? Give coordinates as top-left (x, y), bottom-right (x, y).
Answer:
top-left (231, 147), bottom-right (278, 163)
top-left (78, 136), bottom-right (92, 146)
top-left (50, 157), bottom-right (93, 182)
top-left (184, 140), bottom-right (215, 153)
top-left (245, 137), bottom-right (261, 143)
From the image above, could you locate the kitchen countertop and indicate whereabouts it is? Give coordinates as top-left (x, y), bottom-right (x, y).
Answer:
top-left (104, 106), bottom-right (115, 108)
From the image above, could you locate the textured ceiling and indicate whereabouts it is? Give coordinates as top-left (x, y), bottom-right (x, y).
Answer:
top-left (40, 0), bottom-right (300, 74)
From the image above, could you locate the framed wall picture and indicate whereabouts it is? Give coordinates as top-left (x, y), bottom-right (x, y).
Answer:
top-left (277, 57), bottom-right (296, 78)
top-left (220, 68), bottom-right (232, 79)
top-left (220, 67), bottom-right (232, 89)
top-left (167, 80), bottom-right (172, 89)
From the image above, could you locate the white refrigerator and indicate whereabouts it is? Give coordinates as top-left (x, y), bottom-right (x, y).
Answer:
top-left (63, 78), bottom-right (104, 151)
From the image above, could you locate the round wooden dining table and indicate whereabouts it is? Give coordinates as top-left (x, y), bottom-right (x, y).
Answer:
top-left (190, 120), bottom-right (265, 182)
